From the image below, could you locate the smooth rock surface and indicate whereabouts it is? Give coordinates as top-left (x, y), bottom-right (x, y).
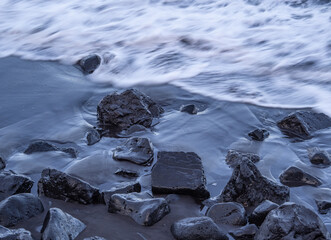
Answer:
top-left (180, 104), bottom-right (198, 114)
top-left (279, 166), bottom-right (322, 187)
top-left (86, 129), bottom-right (101, 146)
top-left (225, 150), bottom-right (260, 167)
top-left (248, 128), bottom-right (269, 141)
top-left (102, 181), bottom-right (141, 206)
top-left (248, 200), bottom-right (279, 226)
top-left (77, 54), bottom-right (101, 74)
top-left (308, 147), bottom-right (331, 167)
top-left (114, 169), bottom-right (139, 178)
top-left (0, 157), bottom-right (5, 170)
top-left (316, 200), bottom-right (331, 214)
top-left (24, 141), bottom-right (77, 158)
top-left (206, 202), bottom-right (247, 226)
top-left (229, 224), bottom-right (258, 240)
top-left (0, 225), bottom-right (33, 240)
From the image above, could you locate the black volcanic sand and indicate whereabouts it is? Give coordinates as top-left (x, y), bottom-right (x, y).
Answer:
top-left (1, 57), bottom-right (331, 239)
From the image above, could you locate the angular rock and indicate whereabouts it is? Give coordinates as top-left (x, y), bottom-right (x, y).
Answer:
top-left (171, 217), bottom-right (228, 240)
top-left (0, 170), bottom-right (34, 201)
top-left (308, 147), bottom-right (331, 167)
top-left (255, 203), bottom-right (330, 240)
top-left (206, 202), bottom-right (247, 226)
top-left (218, 159), bottom-right (290, 208)
top-left (0, 193), bottom-right (44, 227)
top-left (38, 168), bottom-right (101, 204)
top-left (77, 54), bottom-right (101, 74)
top-left (102, 181), bottom-right (141, 206)
top-left (152, 151), bottom-right (210, 200)
top-left (0, 157), bottom-right (5, 170)
top-left (113, 137), bottom-right (154, 165)
top-left (229, 224), bottom-right (258, 240)
top-left (225, 150), bottom-right (260, 167)
top-left (97, 89), bottom-right (164, 130)
top-left (279, 166), bottom-right (322, 187)
top-left (41, 208), bottom-right (86, 240)
top-left (0, 225), bottom-right (33, 240)
top-left (86, 129), bottom-right (101, 146)
top-left (180, 104), bottom-right (198, 114)
top-left (108, 192), bottom-right (170, 226)
top-left (316, 200), bottom-right (331, 214)
top-left (24, 141), bottom-right (77, 158)
top-left (248, 200), bottom-right (279, 226)
top-left (248, 128), bottom-right (269, 141)
top-left (115, 168), bottom-right (139, 178)
top-left (277, 110), bottom-right (331, 139)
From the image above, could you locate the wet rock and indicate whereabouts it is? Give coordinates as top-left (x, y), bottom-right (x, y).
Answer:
top-left (24, 141), bottom-right (77, 158)
top-left (229, 224), bottom-right (258, 240)
top-left (86, 129), bottom-right (101, 146)
top-left (0, 157), bottom-right (5, 170)
top-left (115, 168), bottom-right (139, 178)
top-left (225, 150), bottom-right (260, 167)
top-left (316, 200), bottom-right (331, 214)
top-left (102, 181), bottom-right (141, 206)
top-left (248, 128), bottom-right (269, 141)
top-left (279, 166), bottom-right (322, 187)
top-left (0, 193), bottom-right (44, 227)
top-left (277, 110), bottom-right (331, 139)
top-left (180, 104), bottom-right (198, 114)
top-left (218, 159), bottom-right (289, 208)
top-left (248, 200), bottom-right (279, 226)
top-left (77, 54), bottom-right (101, 74)
top-left (0, 225), bottom-right (33, 240)
top-left (113, 137), bottom-right (154, 165)
top-left (206, 202), bottom-right (247, 226)
top-left (308, 147), bottom-right (331, 167)
top-left (38, 168), bottom-right (101, 204)
top-left (255, 202), bottom-right (330, 240)
top-left (41, 207), bottom-right (86, 240)
top-left (97, 89), bottom-right (164, 131)
top-left (151, 151), bottom-right (210, 200)
top-left (108, 192), bottom-right (170, 226)
top-left (0, 170), bottom-right (34, 201)
top-left (171, 216), bottom-right (228, 240)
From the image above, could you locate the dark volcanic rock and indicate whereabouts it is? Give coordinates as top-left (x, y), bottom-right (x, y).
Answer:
top-left (0, 225), bottom-right (33, 240)
top-left (24, 141), bottom-right (77, 158)
top-left (218, 159), bottom-right (289, 208)
top-left (171, 217), bottom-right (228, 240)
top-left (0, 193), bottom-right (44, 227)
top-left (41, 207), bottom-right (86, 240)
top-left (97, 89), bottom-right (164, 131)
top-left (108, 192), bottom-right (170, 226)
top-left (308, 147), bottom-right (331, 167)
top-left (255, 202), bottom-right (330, 240)
top-left (151, 151), bottom-right (210, 200)
top-left (248, 200), bottom-right (279, 226)
top-left (206, 202), bottom-right (247, 226)
top-left (225, 150), bottom-right (260, 167)
top-left (277, 110), bottom-right (331, 139)
top-left (180, 104), bottom-right (198, 114)
top-left (229, 224), bottom-right (258, 240)
top-left (86, 129), bottom-right (101, 146)
top-left (102, 181), bottom-right (141, 206)
top-left (113, 137), bottom-right (154, 165)
top-left (316, 200), bottom-right (331, 214)
top-left (0, 157), bottom-right (5, 170)
top-left (248, 128), bottom-right (269, 141)
top-left (77, 54), bottom-right (101, 74)
top-left (115, 168), bottom-right (139, 178)
top-left (0, 170), bottom-right (34, 201)
top-left (279, 166), bottom-right (322, 187)
top-left (38, 168), bottom-right (101, 204)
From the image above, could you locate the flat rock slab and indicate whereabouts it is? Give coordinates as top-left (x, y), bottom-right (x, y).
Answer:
top-left (225, 150), bottom-right (260, 167)
top-left (152, 151), bottom-right (210, 200)
top-left (279, 166), bottom-right (322, 187)
top-left (24, 141), bottom-right (77, 158)
top-left (113, 137), bottom-right (154, 165)
top-left (108, 192), bottom-right (170, 226)
top-left (255, 202), bottom-right (330, 240)
top-left (277, 110), bottom-right (331, 139)
top-left (308, 147), bottom-right (331, 167)
top-left (0, 193), bottom-right (44, 227)
top-left (0, 225), bottom-right (33, 240)
top-left (229, 224), bottom-right (258, 240)
top-left (248, 200), bottom-right (279, 226)
top-left (206, 202), bottom-right (247, 226)
top-left (171, 217), bottom-right (228, 240)
top-left (0, 170), bottom-right (34, 201)
top-left (102, 181), bottom-right (141, 206)
top-left (38, 168), bottom-right (101, 204)
top-left (316, 200), bottom-right (331, 214)
top-left (248, 128), bottom-right (269, 141)
top-left (41, 207), bottom-right (86, 240)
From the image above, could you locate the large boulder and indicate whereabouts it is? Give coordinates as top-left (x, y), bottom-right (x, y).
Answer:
top-left (279, 166), bottom-right (322, 187)
top-left (0, 193), bottom-right (44, 227)
top-left (108, 192), bottom-right (170, 226)
top-left (151, 151), bottom-right (210, 200)
top-left (77, 54), bottom-right (101, 74)
top-left (171, 217), bottom-right (228, 240)
top-left (308, 147), bottom-right (331, 167)
top-left (248, 200), bottom-right (279, 226)
top-left (24, 141), bottom-right (77, 158)
top-left (255, 203), bottom-right (330, 240)
top-left (206, 202), bottom-right (247, 226)
top-left (0, 225), bottom-right (33, 240)
top-left (102, 181), bottom-right (141, 206)
top-left (41, 208), bottom-right (86, 240)
top-left (38, 168), bottom-right (101, 204)
top-left (97, 89), bottom-right (164, 131)
top-left (225, 150), bottom-right (260, 167)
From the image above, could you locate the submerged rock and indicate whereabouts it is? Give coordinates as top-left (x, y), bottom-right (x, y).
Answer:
top-left (86, 129), bottom-right (101, 146)
top-left (84, 237), bottom-right (107, 240)
top-left (77, 54), bottom-right (101, 74)
top-left (102, 181), bottom-right (141, 206)
top-left (279, 166), bottom-right (322, 187)
top-left (41, 208), bottom-right (86, 240)
top-left (97, 89), bottom-right (164, 131)
top-left (0, 193), bottom-right (44, 227)
top-left (308, 147), bottom-right (331, 167)
top-left (151, 151), bottom-right (210, 200)
top-left (113, 137), bottom-right (154, 165)
top-left (225, 150), bottom-right (260, 167)
top-left (229, 224), bottom-right (258, 240)
top-left (108, 192), bottom-right (170, 226)
top-left (0, 225), bottom-right (33, 240)
top-left (248, 200), bottom-right (279, 226)
top-left (0, 157), bottom-right (5, 170)
top-left (171, 217), bottom-right (228, 240)
top-left (114, 168), bottom-right (139, 178)
top-left (316, 200), bottom-right (331, 214)
top-left (206, 202), bottom-right (247, 226)
top-left (24, 141), bottom-right (77, 158)
top-left (248, 128), bottom-right (269, 141)
top-left (255, 203), bottom-right (330, 240)
top-left (38, 168), bottom-right (101, 204)
top-left (180, 104), bottom-right (198, 114)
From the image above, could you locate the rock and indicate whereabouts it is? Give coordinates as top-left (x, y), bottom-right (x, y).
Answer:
top-left (255, 202), bottom-right (330, 240)
top-left (248, 200), bottom-right (279, 226)
top-left (0, 170), bottom-right (34, 201)
top-left (308, 147), bottom-right (331, 167)
top-left (229, 224), bottom-right (258, 240)
top-left (206, 202), bottom-right (247, 226)
top-left (0, 193), bottom-right (44, 227)
top-left (225, 150), bottom-right (260, 167)
top-left (41, 207), bottom-right (86, 240)
top-left (86, 129), bottom-right (101, 146)
top-left (102, 181), bottom-right (141, 206)
top-left (151, 151), bottom-right (210, 200)
top-left (84, 237), bottom-right (107, 240)
top-left (180, 104), bottom-right (198, 114)
top-left (218, 159), bottom-right (289, 208)
top-left (316, 200), bottom-right (331, 214)
top-left (38, 168), bottom-right (101, 204)
top-left (113, 137), bottom-right (154, 165)
top-left (171, 217), bottom-right (228, 240)
top-left (24, 141), bottom-right (77, 158)
top-left (97, 89), bottom-right (164, 131)
top-left (77, 54), bottom-right (101, 74)
top-left (0, 225), bottom-right (33, 240)
top-left (277, 110), bottom-right (331, 139)
top-left (279, 166), bottom-right (322, 187)
top-left (0, 157), bottom-right (5, 170)
top-left (114, 169), bottom-right (139, 178)
top-left (61, 147), bottom-right (77, 158)
top-left (108, 192), bottom-right (170, 226)
top-left (248, 128), bottom-right (269, 141)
